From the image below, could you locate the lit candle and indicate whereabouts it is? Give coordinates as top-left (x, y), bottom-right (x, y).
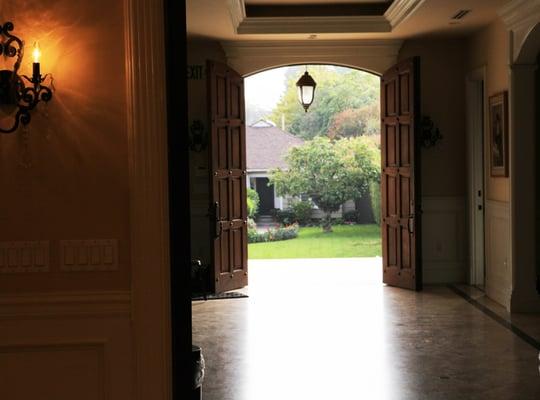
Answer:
top-left (32, 42), bottom-right (41, 82)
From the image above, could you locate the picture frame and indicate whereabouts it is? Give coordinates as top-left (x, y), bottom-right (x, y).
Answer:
top-left (489, 92), bottom-right (509, 177)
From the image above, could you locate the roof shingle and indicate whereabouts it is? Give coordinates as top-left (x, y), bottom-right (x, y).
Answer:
top-left (246, 124), bottom-right (304, 171)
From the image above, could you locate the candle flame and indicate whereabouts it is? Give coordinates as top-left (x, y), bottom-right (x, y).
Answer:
top-left (32, 42), bottom-right (41, 63)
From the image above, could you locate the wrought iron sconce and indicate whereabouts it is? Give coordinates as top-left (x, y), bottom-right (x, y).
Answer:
top-left (189, 119), bottom-right (207, 152)
top-left (420, 116), bottom-right (442, 148)
top-left (0, 22), bottom-right (53, 134)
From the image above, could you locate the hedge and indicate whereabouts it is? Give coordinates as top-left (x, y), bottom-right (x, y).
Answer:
top-left (248, 223), bottom-right (299, 243)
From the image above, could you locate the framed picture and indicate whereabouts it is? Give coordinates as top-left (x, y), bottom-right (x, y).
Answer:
top-left (489, 92), bottom-right (509, 177)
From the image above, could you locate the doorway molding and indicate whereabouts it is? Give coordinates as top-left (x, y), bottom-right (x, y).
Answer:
top-left (466, 67), bottom-right (486, 287)
top-left (500, 0), bottom-right (540, 311)
top-left (221, 40), bottom-right (403, 76)
top-left (125, 0), bottom-right (172, 398)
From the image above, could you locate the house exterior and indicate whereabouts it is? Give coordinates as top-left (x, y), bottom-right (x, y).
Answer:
top-left (246, 119), bottom-right (357, 218)
top-left (246, 120), bottom-right (304, 214)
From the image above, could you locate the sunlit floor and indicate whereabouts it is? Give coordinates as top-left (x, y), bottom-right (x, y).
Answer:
top-left (192, 258), bottom-right (540, 400)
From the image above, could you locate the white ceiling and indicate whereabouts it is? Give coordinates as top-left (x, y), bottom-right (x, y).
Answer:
top-left (186, 0), bottom-right (511, 41)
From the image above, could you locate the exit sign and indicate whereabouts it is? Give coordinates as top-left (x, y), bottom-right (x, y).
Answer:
top-left (187, 65), bottom-right (204, 80)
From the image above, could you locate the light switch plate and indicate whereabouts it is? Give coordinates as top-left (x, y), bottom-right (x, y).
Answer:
top-left (60, 239), bottom-right (119, 272)
top-left (0, 241), bottom-right (50, 273)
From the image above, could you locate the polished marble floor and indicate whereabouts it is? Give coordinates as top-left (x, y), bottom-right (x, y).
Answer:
top-left (192, 258), bottom-right (540, 400)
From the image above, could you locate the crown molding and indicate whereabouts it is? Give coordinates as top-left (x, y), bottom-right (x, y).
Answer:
top-left (499, 0), bottom-right (540, 63)
top-left (499, 0), bottom-right (540, 31)
top-left (227, 0), bottom-right (246, 31)
top-left (227, 0), bottom-right (423, 35)
top-left (384, 0), bottom-right (427, 28)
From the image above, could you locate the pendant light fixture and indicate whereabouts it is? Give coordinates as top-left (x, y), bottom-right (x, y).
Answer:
top-left (296, 66), bottom-right (317, 112)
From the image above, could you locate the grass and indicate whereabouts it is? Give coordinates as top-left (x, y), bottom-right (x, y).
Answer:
top-left (248, 224), bottom-right (381, 259)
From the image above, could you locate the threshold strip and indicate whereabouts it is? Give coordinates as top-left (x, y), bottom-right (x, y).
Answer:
top-left (448, 284), bottom-right (540, 351)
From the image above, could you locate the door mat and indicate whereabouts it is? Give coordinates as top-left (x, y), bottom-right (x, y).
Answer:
top-left (192, 292), bottom-right (248, 301)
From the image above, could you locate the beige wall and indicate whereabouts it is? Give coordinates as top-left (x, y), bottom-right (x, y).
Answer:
top-left (399, 38), bottom-right (467, 198)
top-left (398, 39), bottom-right (468, 283)
top-left (467, 19), bottom-right (510, 203)
top-left (466, 19), bottom-right (512, 308)
top-left (0, 2), bottom-right (134, 399)
top-left (187, 40), bottom-right (226, 266)
top-left (0, 1), bottom-right (130, 293)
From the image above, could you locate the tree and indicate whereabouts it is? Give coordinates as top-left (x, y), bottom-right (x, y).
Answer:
top-left (270, 136), bottom-right (379, 232)
top-left (327, 103), bottom-right (380, 139)
top-left (269, 66), bottom-right (380, 140)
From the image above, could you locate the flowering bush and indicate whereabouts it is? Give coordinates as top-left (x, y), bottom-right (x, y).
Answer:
top-left (248, 223), bottom-right (299, 243)
top-left (247, 218), bottom-right (257, 230)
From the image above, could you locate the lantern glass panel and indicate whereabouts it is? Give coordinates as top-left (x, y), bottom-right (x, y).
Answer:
top-left (298, 86), bottom-right (314, 106)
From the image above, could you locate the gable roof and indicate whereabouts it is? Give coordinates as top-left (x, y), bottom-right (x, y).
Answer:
top-left (246, 122), bottom-right (304, 171)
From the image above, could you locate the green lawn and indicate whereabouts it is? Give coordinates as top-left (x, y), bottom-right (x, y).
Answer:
top-left (248, 224), bottom-right (381, 259)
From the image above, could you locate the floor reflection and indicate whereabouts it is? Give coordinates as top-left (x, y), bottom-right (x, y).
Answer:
top-left (192, 258), bottom-right (540, 400)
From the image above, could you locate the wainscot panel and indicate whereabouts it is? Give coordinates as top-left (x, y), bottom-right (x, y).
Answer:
top-left (421, 197), bottom-right (467, 284)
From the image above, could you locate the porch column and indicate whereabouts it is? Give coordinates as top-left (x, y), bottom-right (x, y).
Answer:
top-left (509, 63), bottom-right (540, 311)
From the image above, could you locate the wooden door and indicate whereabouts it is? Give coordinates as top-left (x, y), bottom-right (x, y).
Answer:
top-left (381, 57), bottom-right (422, 290)
top-left (208, 61), bottom-right (248, 293)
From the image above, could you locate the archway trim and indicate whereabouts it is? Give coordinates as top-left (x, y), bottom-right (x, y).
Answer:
top-left (221, 39), bottom-right (403, 77)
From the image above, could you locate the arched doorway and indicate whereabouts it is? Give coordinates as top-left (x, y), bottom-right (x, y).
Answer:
top-left (203, 58), bottom-right (422, 295)
top-left (244, 63), bottom-right (382, 264)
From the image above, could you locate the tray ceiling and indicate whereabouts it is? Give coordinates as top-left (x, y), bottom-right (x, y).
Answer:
top-left (187, 0), bottom-right (511, 41)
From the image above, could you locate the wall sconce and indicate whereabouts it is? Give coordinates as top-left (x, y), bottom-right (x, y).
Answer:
top-left (0, 22), bottom-right (53, 134)
top-left (420, 116), bottom-right (442, 148)
top-left (189, 119), bottom-right (207, 152)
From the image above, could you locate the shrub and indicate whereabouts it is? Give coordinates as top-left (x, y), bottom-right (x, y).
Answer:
top-left (248, 227), bottom-right (259, 243)
top-left (274, 209), bottom-right (297, 225)
top-left (370, 181), bottom-right (381, 225)
top-left (290, 200), bottom-right (313, 225)
top-left (248, 223), bottom-right (299, 243)
top-left (331, 217), bottom-right (344, 226)
top-left (247, 218), bottom-right (257, 230)
top-left (247, 188), bottom-right (260, 218)
top-left (343, 210), bottom-right (359, 223)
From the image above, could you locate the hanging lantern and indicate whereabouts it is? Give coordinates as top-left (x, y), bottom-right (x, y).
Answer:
top-left (296, 69), bottom-right (317, 112)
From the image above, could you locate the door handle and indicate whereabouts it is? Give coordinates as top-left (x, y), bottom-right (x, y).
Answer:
top-left (191, 259), bottom-right (202, 270)
top-left (408, 215), bottom-right (414, 234)
top-left (214, 201), bottom-right (222, 238)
